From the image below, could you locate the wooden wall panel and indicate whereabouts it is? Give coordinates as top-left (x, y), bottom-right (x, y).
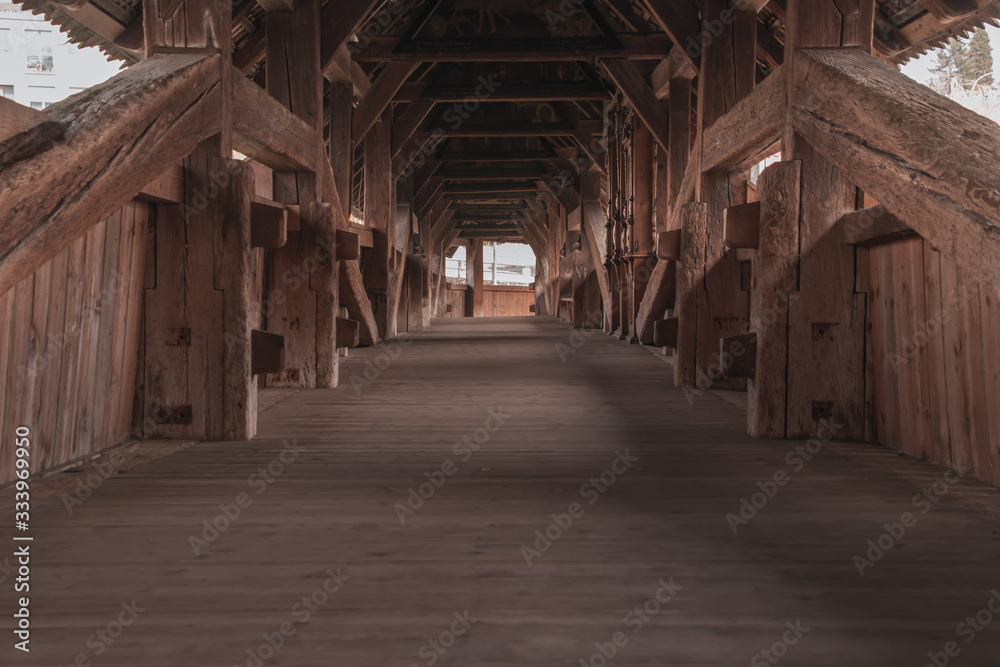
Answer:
top-left (0, 202), bottom-right (150, 484)
top-left (443, 284), bottom-right (467, 318)
top-left (484, 285), bottom-right (535, 318)
top-left (870, 237), bottom-right (998, 485)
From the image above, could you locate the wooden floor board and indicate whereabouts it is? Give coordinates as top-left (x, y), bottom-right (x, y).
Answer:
top-left (3, 316), bottom-right (999, 666)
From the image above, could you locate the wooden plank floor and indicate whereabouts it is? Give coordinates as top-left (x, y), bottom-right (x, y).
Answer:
top-left (4, 316), bottom-right (1000, 666)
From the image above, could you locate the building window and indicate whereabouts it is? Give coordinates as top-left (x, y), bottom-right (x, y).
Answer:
top-left (30, 101), bottom-right (44, 110)
top-left (0, 86), bottom-right (13, 99)
top-left (26, 30), bottom-right (54, 72)
top-left (0, 28), bottom-right (15, 53)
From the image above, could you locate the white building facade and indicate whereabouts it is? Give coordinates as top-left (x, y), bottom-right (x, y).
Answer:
top-left (0, 3), bottom-right (121, 109)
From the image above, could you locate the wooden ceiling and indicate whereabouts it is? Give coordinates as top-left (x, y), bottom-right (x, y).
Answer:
top-left (11, 0), bottom-right (1000, 244)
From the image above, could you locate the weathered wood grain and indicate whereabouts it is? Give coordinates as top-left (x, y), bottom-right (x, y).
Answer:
top-left (791, 47), bottom-right (1000, 294)
top-left (0, 53), bottom-right (222, 297)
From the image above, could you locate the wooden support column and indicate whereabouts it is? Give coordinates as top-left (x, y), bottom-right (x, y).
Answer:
top-left (748, 160), bottom-right (800, 437)
top-left (141, 0), bottom-right (257, 439)
top-left (582, 169), bottom-right (612, 330)
top-left (692, 0), bottom-right (754, 390)
top-left (264, 0), bottom-right (335, 387)
top-left (667, 78), bottom-right (691, 205)
top-left (781, 0), bottom-right (874, 438)
top-left (631, 120), bottom-right (654, 343)
top-left (471, 239), bottom-right (485, 317)
top-left (329, 80), bottom-right (353, 219)
top-left (363, 108), bottom-right (394, 338)
top-left (675, 203), bottom-right (707, 388)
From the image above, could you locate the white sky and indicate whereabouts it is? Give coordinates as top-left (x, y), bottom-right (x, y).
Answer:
top-left (899, 24), bottom-right (1000, 85)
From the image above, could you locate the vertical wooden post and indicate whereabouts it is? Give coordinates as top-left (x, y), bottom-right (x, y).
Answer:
top-left (387, 175), bottom-right (412, 337)
top-left (141, 0), bottom-right (256, 439)
top-left (329, 80), bottom-right (353, 220)
top-left (749, 161), bottom-right (800, 437)
top-left (363, 108), bottom-right (393, 338)
top-left (471, 239), bottom-right (485, 317)
top-left (675, 203), bottom-right (707, 388)
top-left (781, 0), bottom-right (874, 438)
top-left (692, 0), bottom-right (754, 390)
top-left (667, 79), bottom-right (691, 206)
top-left (631, 120), bottom-right (654, 343)
top-left (264, 0), bottom-right (332, 388)
top-left (311, 202), bottom-right (339, 388)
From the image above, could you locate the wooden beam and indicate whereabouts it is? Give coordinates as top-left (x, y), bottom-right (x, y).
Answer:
top-left (791, 47), bottom-right (1000, 291)
top-left (257, 0), bottom-right (294, 12)
top-left (395, 81), bottom-right (611, 103)
top-left (443, 182), bottom-right (540, 194)
top-left (702, 66), bottom-right (783, 172)
top-left (842, 206), bottom-right (917, 247)
top-left (0, 53), bottom-right (221, 298)
top-left (340, 260), bottom-right (379, 346)
top-left (640, 0), bottom-right (700, 72)
top-left (353, 62), bottom-right (419, 145)
top-left (666, 77), bottom-right (690, 204)
top-left (392, 101), bottom-right (436, 157)
top-left (437, 166), bottom-right (549, 180)
top-left (329, 80), bottom-right (353, 218)
top-left (674, 202), bottom-right (707, 387)
top-left (351, 35), bottom-right (674, 62)
top-left (600, 59), bottom-right (670, 153)
top-left (232, 69), bottom-right (320, 172)
top-left (351, 222), bottom-right (373, 247)
top-left (556, 102), bottom-right (606, 173)
top-left (749, 160), bottom-right (800, 438)
top-left (320, 0), bottom-right (380, 74)
top-left (650, 49), bottom-right (698, 98)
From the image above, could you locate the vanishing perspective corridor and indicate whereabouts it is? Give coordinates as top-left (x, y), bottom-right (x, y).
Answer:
top-left (9, 317), bottom-right (1000, 666)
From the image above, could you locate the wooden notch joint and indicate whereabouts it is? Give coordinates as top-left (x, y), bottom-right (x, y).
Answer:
top-left (251, 197), bottom-right (288, 248)
top-left (724, 202), bottom-right (761, 250)
top-left (720, 332), bottom-right (757, 381)
top-left (656, 230), bottom-right (682, 261)
top-left (251, 329), bottom-right (286, 375)
top-left (336, 229), bottom-right (361, 261)
top-left (336, 317), bottom-right (360, 349)
top-left (653, 317), bottom-right (679, 349)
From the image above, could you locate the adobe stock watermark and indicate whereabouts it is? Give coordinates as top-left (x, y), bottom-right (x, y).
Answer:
top-left (726, 419), bottom-right (843, 535)
top-left (577, 578), bottom-right (682, 667)
top-left (16, 268), bottom-right (134, 382)
top-left (395, 72), bottom-right (502, 181)
top-left (885, 283), bottom-right (974, 372)
top-left (350, 332), bottom-right (414, 395)
top-left (60, 444), bottom-right (140, 516)
top-left (853, 469), bottom-right (963, 576)
top-left (407, 611), bottom-right (478, 667)
top-left (55, 600), bottom-right (145, 666)
top-left (683, 289), bottom-right (798, 404)
top-left (919, 589), bottom-right (1000, 667)
top-left (393, 408), bottom-right (510, 523)
top-left (555, 309), bottom-right (604, 362)
top-left (189, 439), bottom-right (304, 556)
top-left (347, 0), bottom-right (409, 54)
top-left (234, 567), bottom-right (350, 667)
top-left (520, 449), bottom-right (638, 566)
top-left (750, 620), bottom-right (810, 666)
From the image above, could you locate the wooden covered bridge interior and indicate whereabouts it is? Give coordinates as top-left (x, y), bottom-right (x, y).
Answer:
top-left (2, 0), bottom-right (1000, 663)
